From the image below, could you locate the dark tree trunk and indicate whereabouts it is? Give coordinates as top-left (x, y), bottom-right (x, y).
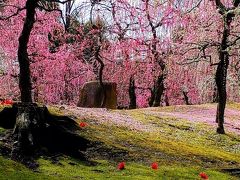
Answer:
top-left (12, 0), bottom-right (38, 157)
top-left (93, 61), bottom-right (99, 79)
top-left (94, 45), bottom-right (105, 107)
top-left (212, 86), bottom-right (218, 103)
top-left (215, 58), bottom-right (229, 134)
top-left (18, 0), bottom-right (37, 103)
top-left (152, 74), bottom-right (165, 107)
top-left (165, 94), bottom-right (170, 106)
top-left (183, 91), bottom-right (190, 105)
top-left (129, 76), bottom-right (136, 109)
top-left (65, 1), bottom-right (71, 31)
top-left (215, 16), bottom-right (231, 134)
top-left (148, 74), bottom-right (165, 107)
top-left (148, 88), bottom-right (155, 107)
top-left (12, 103), bottom-right (42, 157)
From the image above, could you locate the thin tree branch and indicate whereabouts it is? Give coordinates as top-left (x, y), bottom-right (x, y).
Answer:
top-left (0, 5), bottom-right (26, 20)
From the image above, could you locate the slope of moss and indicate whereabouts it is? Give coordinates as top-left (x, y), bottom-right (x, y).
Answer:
top-left (0, 103), bottom-right (239, 179)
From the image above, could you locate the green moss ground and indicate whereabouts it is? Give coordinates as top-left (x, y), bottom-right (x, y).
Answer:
top-left (0, 156), bottom-right (235, 180)
top-left (0, 103), bottom-right (239, 179)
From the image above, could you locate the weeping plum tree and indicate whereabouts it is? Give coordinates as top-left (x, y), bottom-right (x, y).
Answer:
top-left (174, 0), bottom-right (240, 134)
top-left (214, 0), bottom-right (240, 134)
top-left (198, 0), bottom-right (240, 134)
top-left (0, 0), bottom-right (89, 163)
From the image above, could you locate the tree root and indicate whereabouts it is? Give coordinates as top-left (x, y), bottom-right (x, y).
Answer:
top-left (0, 103), bottom-right (90, 169)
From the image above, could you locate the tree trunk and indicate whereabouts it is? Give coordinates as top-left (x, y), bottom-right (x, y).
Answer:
top-left (152, 74), bottom-right (164, 107)
top-left (12, 103), bottom-right (39, 157)
top-left (18, 0), bottom-right (37, 103)
top-left (129, 76), bottom-right (136, 109)
top-left (183, 91), bottom-right (190, 105)
top-left (215, 58), bottom-right (228, 134)
top-left (11, 0), bottom-right (38, 156)
top-left (94, 33), bottom-right (105, 107)
top-left (148, 88), bottom-right (155, 107)
top-left (215, 16), bottom-right (231, 134)
top-left (165, 94), bottom-right (170, 106)
top-left (65, 1), bottom-right (71, 31)
top-left (212, 86), bottom-right (218, 103)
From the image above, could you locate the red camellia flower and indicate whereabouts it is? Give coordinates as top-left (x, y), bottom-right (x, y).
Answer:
top-left (151, 162), bottom-right (158, 170)
top-left (4, 99), bottom-right (13, 105)
top-left (1, 99), bottom-right (13, 105)
top-left (199, 172), bottom-right (208, 179)
top-left (117, 162), bottom-right (125, 170)
top-left (79, 122), bottom-right (87, 127)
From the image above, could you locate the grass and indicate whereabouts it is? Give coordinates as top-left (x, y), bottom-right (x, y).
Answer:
top-left (0, 127), bottom-right (6, 134)
top-left (0, 156), bottom-right (53, 180)
top-left (37, 158), bottom-right (237, 180)
top-left (127, 111), bottom-right (240, 160)
top-left (0, 156), bottom-right (236, 180)
top-left (0, 103), bottom-right (240, 179)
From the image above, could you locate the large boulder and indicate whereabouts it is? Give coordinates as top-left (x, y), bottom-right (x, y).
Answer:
top-left (77, 81), bottom-right (117, 109)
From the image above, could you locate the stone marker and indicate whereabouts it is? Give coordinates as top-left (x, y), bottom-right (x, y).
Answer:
top-left (77, 81), bottom-right (117, 109)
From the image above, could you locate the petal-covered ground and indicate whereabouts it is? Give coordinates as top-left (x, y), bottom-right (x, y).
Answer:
top-left (56, 103), bottom-right (240, 135)
top-left (143, 104), bottom-right (240, 135)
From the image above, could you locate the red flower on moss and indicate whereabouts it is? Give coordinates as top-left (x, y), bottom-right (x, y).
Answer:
top-left (199, 172), bottom-right (208, 179)
top-left (151, 162), bottom-right (158, 170)
top-left (79, 122), bottom-right (87, 127)
top-left (1, 99), bottom-right (13, 105)
top-left (117, 162), bottom-right (125, 170)
top-left (5, 99), bottom-right (13, 105)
